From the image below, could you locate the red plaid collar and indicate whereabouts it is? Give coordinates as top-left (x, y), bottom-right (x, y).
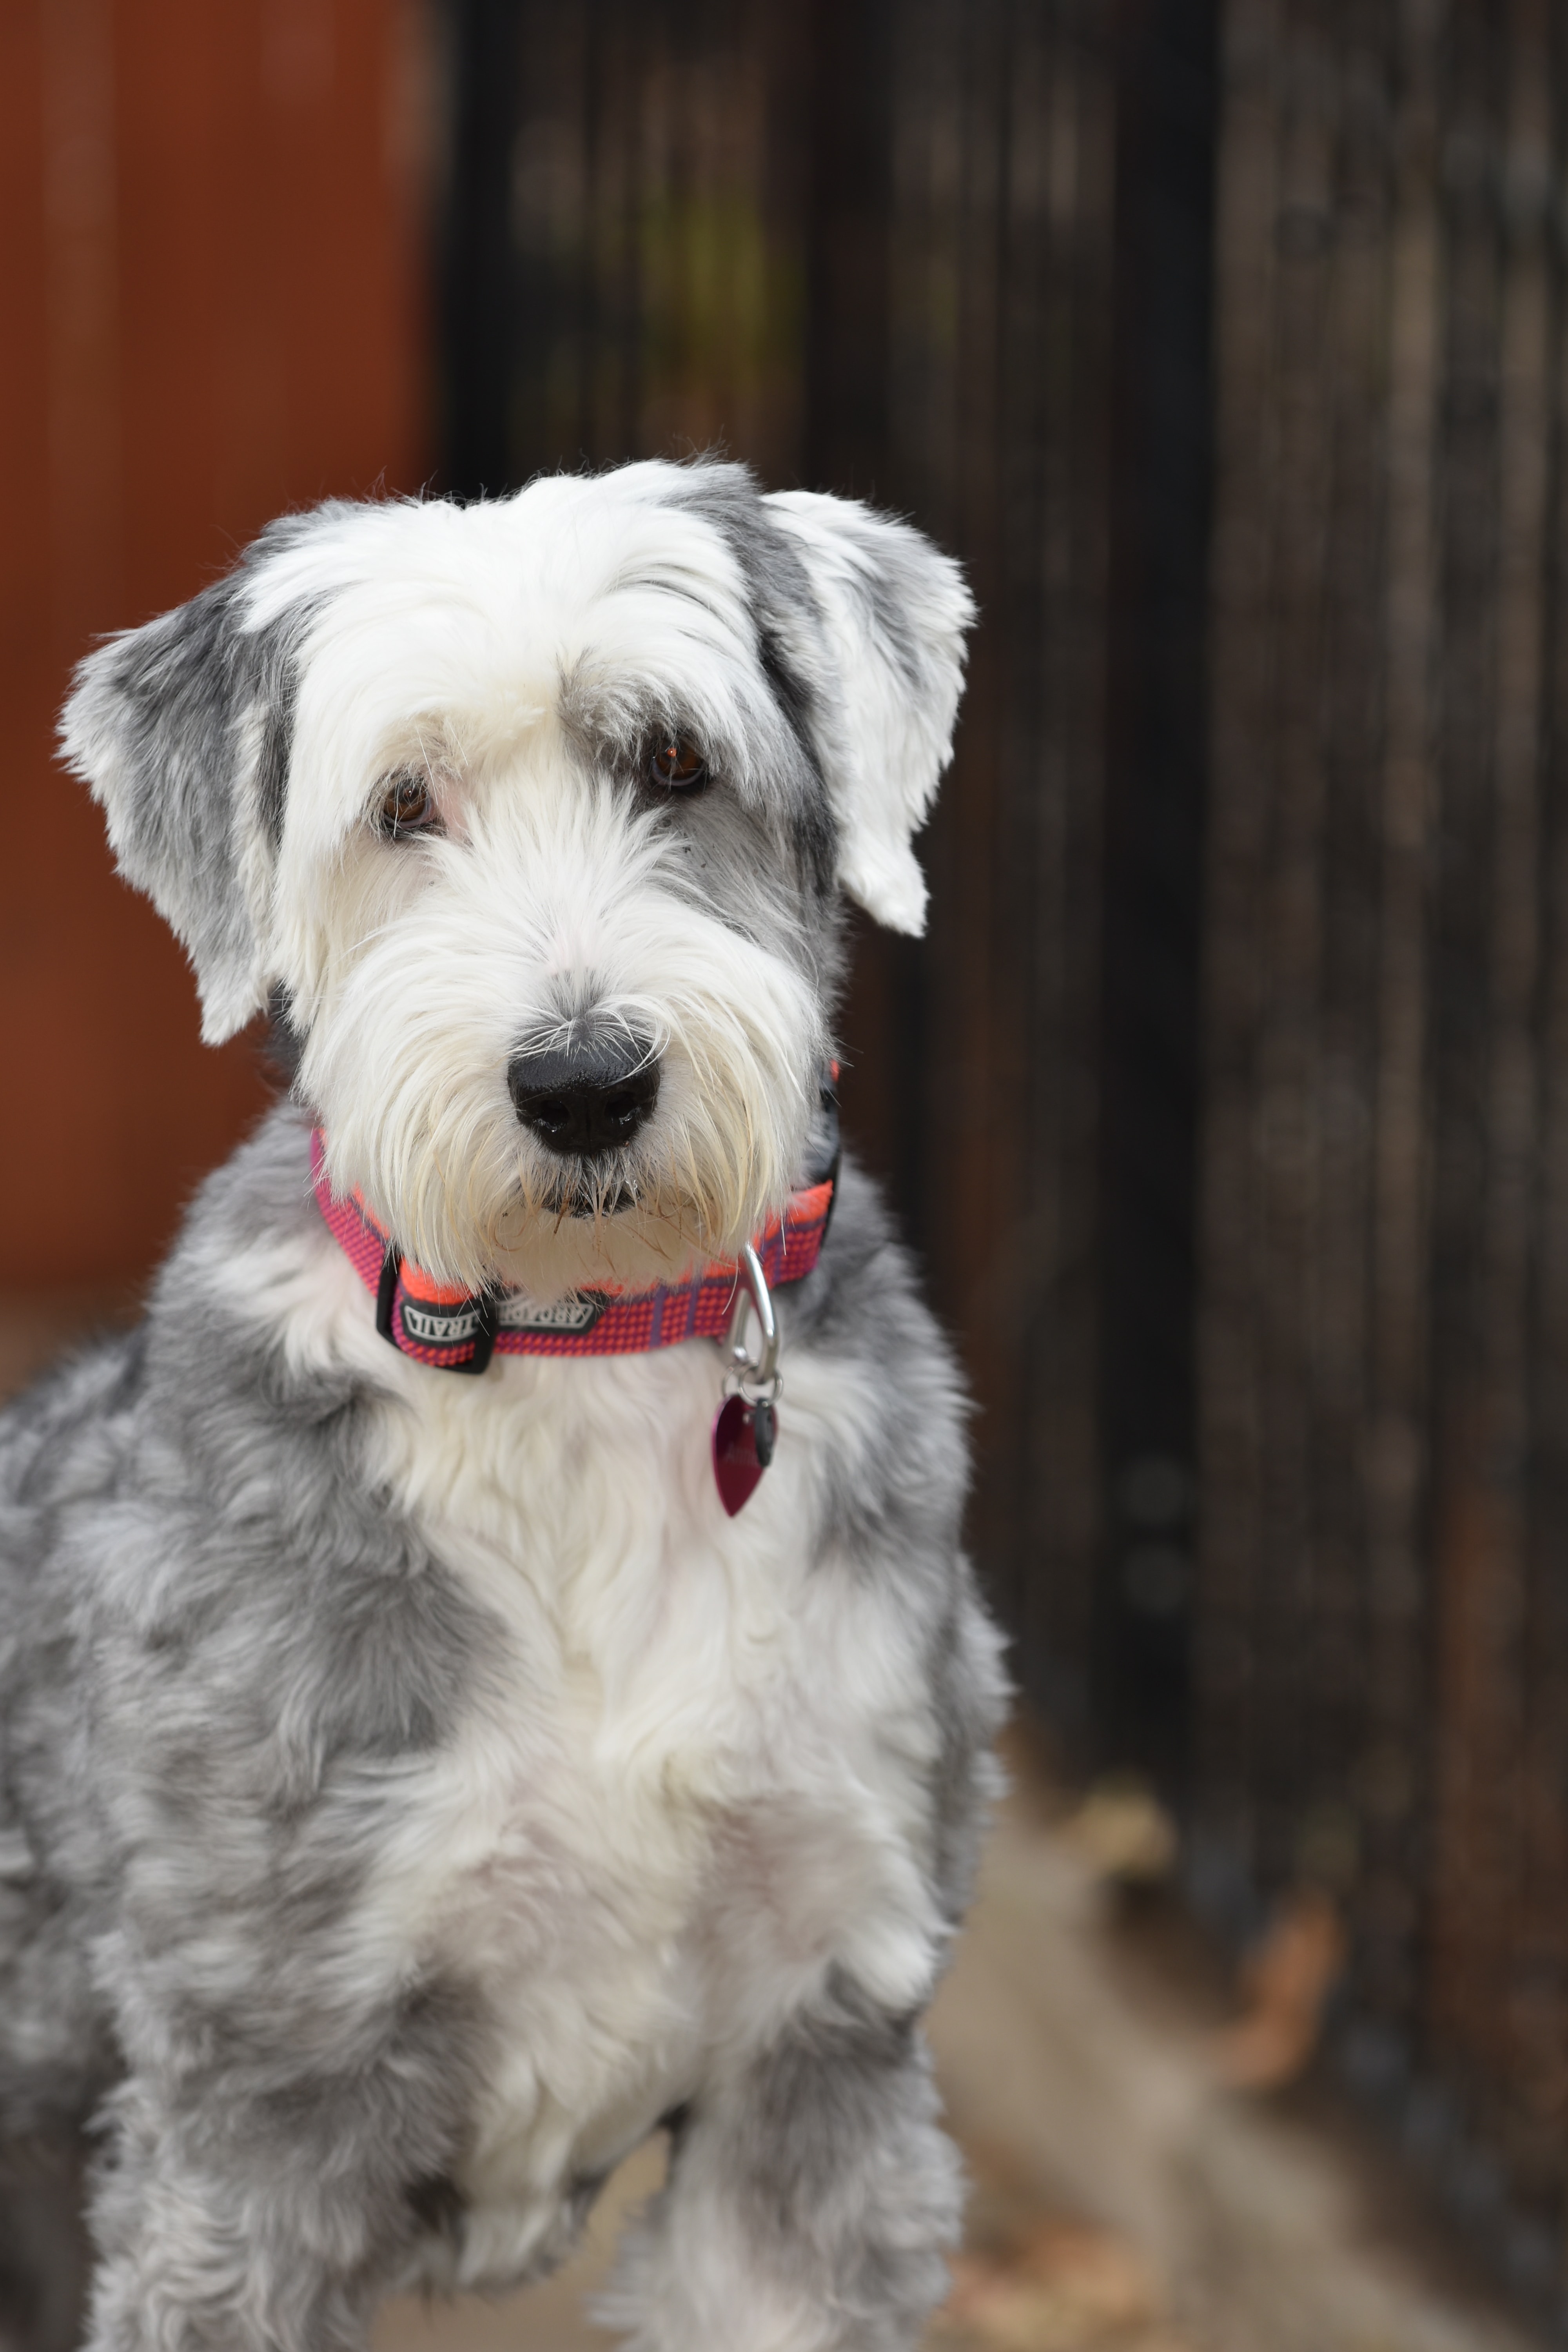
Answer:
top-left (311, 1129), bottom-right (836, 1376)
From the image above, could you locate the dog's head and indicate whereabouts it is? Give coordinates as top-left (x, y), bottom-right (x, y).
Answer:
top-left (61, 461), bottom-right (971, 1299)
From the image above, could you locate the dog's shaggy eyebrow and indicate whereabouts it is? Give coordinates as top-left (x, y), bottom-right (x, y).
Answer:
top-left (552, 666), bottom-right (751, 770)
top-left (603, 563), bottom-right (733, 622)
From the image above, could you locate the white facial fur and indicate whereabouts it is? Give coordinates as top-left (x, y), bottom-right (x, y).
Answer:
top-left (299, 757), bottom-right (824, 1299)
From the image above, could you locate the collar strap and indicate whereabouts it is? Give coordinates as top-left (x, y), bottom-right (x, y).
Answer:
top-left (311, 1129), bottom-right (836, 1374)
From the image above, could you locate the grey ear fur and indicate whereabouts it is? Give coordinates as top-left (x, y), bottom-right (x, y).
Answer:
top-left (58, 522), bottom-right (319, 1044)
top-left (761, 489), bottom-right (974, 935)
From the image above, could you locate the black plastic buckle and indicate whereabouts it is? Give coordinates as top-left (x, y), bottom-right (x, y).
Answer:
top-left (376, 1243), bottom-right (499, 1376)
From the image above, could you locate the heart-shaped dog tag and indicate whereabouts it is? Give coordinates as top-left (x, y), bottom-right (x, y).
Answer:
top-left (712, 1392), bottom-right (772, 1516)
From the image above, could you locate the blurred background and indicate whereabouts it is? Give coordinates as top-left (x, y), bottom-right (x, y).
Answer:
top-left (8, 0), bottom-right (1568, 2343)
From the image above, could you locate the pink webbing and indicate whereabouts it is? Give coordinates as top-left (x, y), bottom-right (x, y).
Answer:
top-left (310, 1130), bottom-right (833, 1370)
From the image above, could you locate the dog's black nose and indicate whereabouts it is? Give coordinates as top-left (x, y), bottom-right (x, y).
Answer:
top-left (507, 1034), bottom-right (661, 1158)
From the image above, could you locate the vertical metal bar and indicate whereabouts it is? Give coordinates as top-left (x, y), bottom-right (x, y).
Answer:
top-left (1096, 0), bottom-right (1220, 1789)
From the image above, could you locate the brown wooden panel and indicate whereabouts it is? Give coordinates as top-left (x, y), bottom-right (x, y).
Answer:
top-left (2, 0), bottom-right (428, 1290)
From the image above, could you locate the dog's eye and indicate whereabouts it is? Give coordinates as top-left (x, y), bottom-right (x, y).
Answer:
top-left (648, 735), bottom-right (708, 794)
top-left (376, 773), bottom-right (440, 837)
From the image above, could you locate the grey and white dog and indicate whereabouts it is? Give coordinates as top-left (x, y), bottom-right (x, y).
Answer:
top-left (0, 459), bottom-right (1005, 2352)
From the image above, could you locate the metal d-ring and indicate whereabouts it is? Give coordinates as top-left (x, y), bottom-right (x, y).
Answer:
top-left (726, 1242), bottom-right (781, 1401)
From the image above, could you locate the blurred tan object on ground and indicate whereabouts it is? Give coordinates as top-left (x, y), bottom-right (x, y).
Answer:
top-left (1059, 1775), bottom-right (1181, 1887)
top-left (934, 2194), bottom-right (1197, 2352)
top-left (1213, 1889), bottom-right (1348, 2092)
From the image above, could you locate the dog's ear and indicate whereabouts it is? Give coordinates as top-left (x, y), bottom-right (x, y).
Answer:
top-left (59, 543), bottom-right (313, 1043)
top-left (764, 491), bottom-right (973, 935)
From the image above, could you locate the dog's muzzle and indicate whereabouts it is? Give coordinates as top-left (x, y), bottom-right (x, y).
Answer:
top-left (507, 1033), bottom-right (661, 1158)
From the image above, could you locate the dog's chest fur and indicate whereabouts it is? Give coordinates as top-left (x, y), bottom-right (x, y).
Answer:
top-left (286, 1257), bottom-right (942, 2288)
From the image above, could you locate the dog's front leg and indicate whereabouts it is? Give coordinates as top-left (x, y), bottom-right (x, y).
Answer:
top-left (79, 2073), bottom-right (436, 2352)
top-left (602, 1979), bottom-right (961, 2352)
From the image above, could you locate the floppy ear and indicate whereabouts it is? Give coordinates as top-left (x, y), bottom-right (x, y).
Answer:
top-left (58, 531), bottom-right (316, 1042)
top-left (764, 490), bottom-right (973, 935)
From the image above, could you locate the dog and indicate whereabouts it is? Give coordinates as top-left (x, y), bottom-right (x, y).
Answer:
top-left (0, 458), bottom-right (1005, 2352)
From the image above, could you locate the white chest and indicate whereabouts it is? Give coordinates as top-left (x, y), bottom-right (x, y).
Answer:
top-left (345, 1336), bottom-right (944, 2289)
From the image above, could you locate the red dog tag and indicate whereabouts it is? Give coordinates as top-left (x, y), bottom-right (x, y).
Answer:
top-left (712, 1392), bottom-right (774, 1516)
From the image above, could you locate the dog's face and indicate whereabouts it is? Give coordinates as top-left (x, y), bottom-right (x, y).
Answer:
top-left (62, 462), bottom-right (971, 1298)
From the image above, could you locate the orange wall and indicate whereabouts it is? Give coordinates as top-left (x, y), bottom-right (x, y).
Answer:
top-left (1, 0), bottom-right (429, 1290)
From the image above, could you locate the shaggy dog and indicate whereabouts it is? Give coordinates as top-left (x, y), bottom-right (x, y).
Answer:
top-left (0, 459), bottom-right (1005, 2352)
